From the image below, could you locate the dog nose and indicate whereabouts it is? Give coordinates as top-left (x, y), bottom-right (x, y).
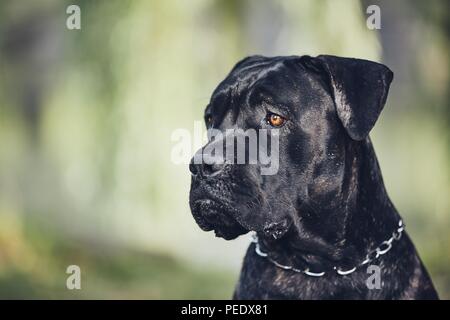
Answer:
top-left (189, 160), bottom-right (224, 177)
top-left (189, 161), bottom-right (200, 176)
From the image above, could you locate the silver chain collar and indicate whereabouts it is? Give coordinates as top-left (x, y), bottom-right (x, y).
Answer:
top-left (251, 220), bottom-right (405, 277)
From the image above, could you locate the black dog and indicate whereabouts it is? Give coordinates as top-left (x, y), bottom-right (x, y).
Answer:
top-left (189, 55), bottom-right (438, 299)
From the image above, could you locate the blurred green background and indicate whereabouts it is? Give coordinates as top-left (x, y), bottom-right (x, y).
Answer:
top-left (0, 0), bottom-right (448, 299)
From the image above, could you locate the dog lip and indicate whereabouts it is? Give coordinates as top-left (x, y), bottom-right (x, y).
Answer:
top-left (198, 222), bottom-right (214, 232)
top-left (193, 197), bottom-right (232, 211)
top-left (194, 199), bottom-right (214, 205)
top-left (214, 228), bottom-right (243, 240)
top-left (191, 197), bottom-right (246, 238)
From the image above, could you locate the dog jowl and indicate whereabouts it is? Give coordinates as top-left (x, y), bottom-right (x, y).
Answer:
top-left (188, 55), bottom-right (438, 299)
top-left (189, 126), bottom-right (283, 240)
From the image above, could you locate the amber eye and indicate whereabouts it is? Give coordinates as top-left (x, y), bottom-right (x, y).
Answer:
top-left (267, 113), bottom-right (286, 127)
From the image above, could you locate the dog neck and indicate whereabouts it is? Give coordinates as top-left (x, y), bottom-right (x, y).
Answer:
top-left (259, 137), bottom-right (402, 270)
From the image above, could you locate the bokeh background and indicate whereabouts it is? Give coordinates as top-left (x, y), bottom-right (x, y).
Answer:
top-left (0, 0), bottom-right (448, 299)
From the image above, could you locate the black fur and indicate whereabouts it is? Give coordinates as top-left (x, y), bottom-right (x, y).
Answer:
top-left (189, 55), bottom-right (438, 300)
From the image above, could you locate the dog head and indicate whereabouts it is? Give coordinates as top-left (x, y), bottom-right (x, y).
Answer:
top-left (189, 55), bottom-right (393, 241)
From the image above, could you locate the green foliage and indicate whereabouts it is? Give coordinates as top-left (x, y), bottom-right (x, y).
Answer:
top-left (0, 220), bottom-right (236, 299)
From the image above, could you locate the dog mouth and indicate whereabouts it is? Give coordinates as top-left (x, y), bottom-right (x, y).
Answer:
top-left (190, 198), bottom-right (247, 240)
top-left (189, 178), bottom-right (293, 241)
top-left (191, 199), bottom-right (220, 231)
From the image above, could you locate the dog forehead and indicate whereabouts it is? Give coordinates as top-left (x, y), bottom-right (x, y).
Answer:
top-left (209, 58), bottom-right (305, 116)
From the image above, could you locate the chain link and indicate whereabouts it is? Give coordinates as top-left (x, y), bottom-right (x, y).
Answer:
top-left (251, 219), bottom-right (404, 277)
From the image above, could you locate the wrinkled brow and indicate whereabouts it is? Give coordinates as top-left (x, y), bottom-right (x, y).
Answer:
top-left (248, 86), bottom-right (295, 118)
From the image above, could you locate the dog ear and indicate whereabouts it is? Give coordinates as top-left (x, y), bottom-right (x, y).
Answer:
top-left (302, 55), bottom-right (394, 141)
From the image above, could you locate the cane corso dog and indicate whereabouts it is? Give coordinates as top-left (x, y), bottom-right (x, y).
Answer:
top-left (189, 55), bottom-right (438, 299)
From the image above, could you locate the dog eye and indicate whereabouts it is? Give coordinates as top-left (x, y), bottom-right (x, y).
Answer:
top-left (266, 113), bottom-right (286, 127)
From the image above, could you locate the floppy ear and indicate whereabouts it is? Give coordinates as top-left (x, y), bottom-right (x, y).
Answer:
top-left (310, 55), bottom-right (394, 141)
